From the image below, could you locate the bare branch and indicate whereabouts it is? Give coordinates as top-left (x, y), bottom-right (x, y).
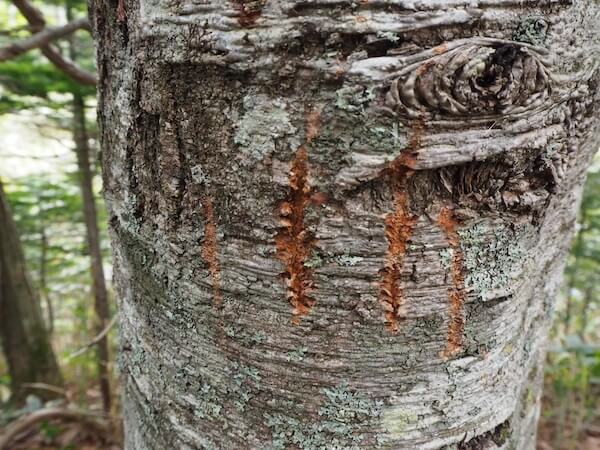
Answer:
top-left (11, 0), bottom-right (97, 86)
top-left (20, 382), bottom-right (66, 397)
top-left (0, 407), bottom-right (109, 450)
top-left (0, 18), bottom-right (90, 62)
top-left (67, 315), bottom-right (118, 360)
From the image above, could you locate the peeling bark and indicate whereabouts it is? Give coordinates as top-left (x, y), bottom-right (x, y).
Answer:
top-left (92, 0), bottom-right (600, 448)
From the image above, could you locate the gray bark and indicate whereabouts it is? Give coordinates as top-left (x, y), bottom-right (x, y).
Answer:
top-left (91, 1), bottom-right (600, 448)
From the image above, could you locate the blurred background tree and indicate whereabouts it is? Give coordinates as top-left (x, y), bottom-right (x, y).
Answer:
top-left (0, 0), bottom-right (115, 447)
top-left (0, 0), bottom-right (598, 448)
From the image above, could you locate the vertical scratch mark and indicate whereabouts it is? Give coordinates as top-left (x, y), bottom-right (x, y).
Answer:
top-left (201, 195), bottom-right (223, 307)
top-left (438, 207), bottom-right (466, 358)
top-left (275, 108), bottom-right (322, 325)
top-left (379, 119), bottom-right (423, 333)
top-left (231, 0), bottom-right (267, 27)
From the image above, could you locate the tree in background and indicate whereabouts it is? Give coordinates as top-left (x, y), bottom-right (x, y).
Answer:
top-left (0, 0), bottom-right (111, 411)
top-left (540, 165), bottom-right (600, 449)
top-left (65, 0), bottom-right (112, 415)
top-left (0, 180), bottom-right (63, 403)
top-left (91, 0), bottom-right (600, 448)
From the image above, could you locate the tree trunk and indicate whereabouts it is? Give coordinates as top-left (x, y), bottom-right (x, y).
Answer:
top-left (67, 0), bottom-right (112, 414)
top-left (0, 181), bottom-right (63, 403)
top-left (72, 92), bottom-right (113, 414)
top-left (91, 1), bottom-right (600, 448)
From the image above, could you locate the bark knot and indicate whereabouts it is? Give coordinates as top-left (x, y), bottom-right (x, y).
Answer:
top-left (385, 40), bottom-right (551, 120)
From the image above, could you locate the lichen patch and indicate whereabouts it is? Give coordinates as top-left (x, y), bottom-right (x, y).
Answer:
top-left (234, 94), bottom-right (297, 164)
top-left (458, 222), bottom-right (531, 300)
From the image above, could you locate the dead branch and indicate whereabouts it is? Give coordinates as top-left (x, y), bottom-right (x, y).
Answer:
top-left (0, 18), bottom-right (90, 62)
top-left (11, 0), bottom-right (97, 85)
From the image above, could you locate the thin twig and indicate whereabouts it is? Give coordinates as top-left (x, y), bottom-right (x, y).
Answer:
top-left (10, 0), bottom-right (96, 85)
top-left (0, 18), bottom-right (90, 62)
top-left (67, 315), bottom-right (118, 360)
top-left (20, 382), bottom-right (66, 397)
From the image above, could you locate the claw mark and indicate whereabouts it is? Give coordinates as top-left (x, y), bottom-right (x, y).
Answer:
top-left (275, 109), bottom-right (322, 324)
top-left (201, 195), bottom-right (223, 306)
top-left (379, 120), bottom-right (423, 333)
top-left (438, 207), bottom-right (466, 358)
top-left (231, 0), bottom-right (267, 27)
top-left (117, 0), bottom-right (127, 23)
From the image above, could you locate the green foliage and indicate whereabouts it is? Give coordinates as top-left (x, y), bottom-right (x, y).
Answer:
top-left (0, 0), bottom-right (96, 113)
top-left (0, 53), bottom-right (92, 100)
top-left (541, 163), bottom-right (600, 448)
top-left (3, 171), bottom-right (111, 402)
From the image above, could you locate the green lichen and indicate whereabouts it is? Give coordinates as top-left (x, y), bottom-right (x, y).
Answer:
top-left (333, 254), bottom-right (364, 267)
top-left (234, 94), bottom-right (297, 163)
top-left (286, 346), bottom-right (308, 362)
top-left (376, 31), bottom-right (400, 43)
top-left (194, 382), bottom-right (222, 419)
top-left (335, 86), bottom-right (377, 114)
top-left (513, 18), bottom-right (548, 46)
top-left (304, 251), bottom-right (365, 268)
top-left (458, 223), bottom-right (530, 300)
top-left (265, 382), bottom-right (384, 450)
top-left (439, 248), bottom-right (454, 271)
top-left (224, 325), bottom-right (267, 347)
top-left (226, 362), bottom-right (262, 412)
top-left (304, 250), bottom-right (324, 268)
top-left (382, 409), bottom-right (417, 436)
top-left (314, 104), bottom-right (405, 179)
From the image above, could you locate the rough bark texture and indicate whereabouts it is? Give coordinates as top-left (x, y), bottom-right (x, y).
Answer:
top-left (91, 1), bottom-right (600, 448)
top-left (0, 181), bottom-right (63, 403)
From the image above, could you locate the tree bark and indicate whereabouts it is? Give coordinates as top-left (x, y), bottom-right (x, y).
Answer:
top-left (91, 1), bottom-right (600, 448)
top-left (0, 181), bottom-right (63, 403)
